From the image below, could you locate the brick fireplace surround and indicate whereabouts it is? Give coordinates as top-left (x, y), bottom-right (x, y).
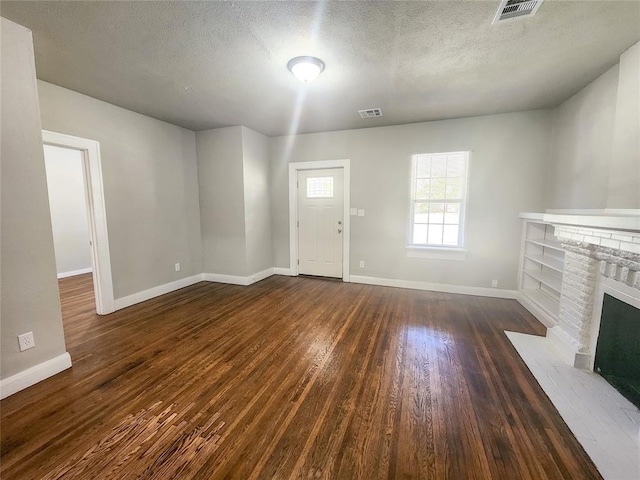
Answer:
top-left (542, 213), bottom-right (640, 369)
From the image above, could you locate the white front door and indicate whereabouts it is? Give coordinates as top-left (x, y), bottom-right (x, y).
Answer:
top-left (297, 168), bottom-right (344, 278)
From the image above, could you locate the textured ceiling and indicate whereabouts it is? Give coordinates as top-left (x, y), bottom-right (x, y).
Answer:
top-left (2, 1), bottom-right (639, 136)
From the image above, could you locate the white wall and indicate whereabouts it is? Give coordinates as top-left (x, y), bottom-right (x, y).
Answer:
top-left (242, 126), bottom-right (272, 275)
top-left (37, 81), bottom-right (203, 299)
top-left (546, 40), bottom-right (640, 210)
top-left (1, 19), bottom-right (68, 379)
top-left (43, 145), bottom-right (92, 276)
top-left (197, 126), bottom-right (272, 277)
top-left (545, 65), bottom-right (619, 209)
top-left (270, 110), bottom-right (552, 290)
top-left (197, 126), bottom-right (247, 276)
top-left (608, 41), bottom-right (640, 209)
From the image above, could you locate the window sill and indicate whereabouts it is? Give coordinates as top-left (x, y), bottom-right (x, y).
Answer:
top-left (405, 246), bottom-right (467, 261)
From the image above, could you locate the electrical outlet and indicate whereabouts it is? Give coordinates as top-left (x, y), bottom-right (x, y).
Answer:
top-left (491, 279), bottom-right (498, 288)
top-left (357, 209), bottom-right (365, 217)
top-left (175, 263), bottom-right (181, 272)
top-left (18, 332), bottom-right (35, 352)
top-left (359, 260), bottom-right (365, 268)
top-left (350, 208), bottom-right (358, 216)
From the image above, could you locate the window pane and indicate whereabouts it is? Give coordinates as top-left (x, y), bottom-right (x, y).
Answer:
top-left (416, 156), bottom-right (430, 178)
top-left (413, 224), bottom-right (428, 244)
top-left (416, 179), bottom-right (430, 199)
top-left (414, 203), bottom-right (429, 224)
top-left (443, 225), bottom-right (459, 245)
top-left (446, 154), bottom-right (466, 177)
top-left (445, 178), bottom-right (463, 199)
top-left (428, 224), bottom-right (444, 245)
top-left (444, 203), bottom-right (460, 224)
top-left (307, 177), bottom-right (333, 198)
top-left (429, 178), bottom-right (446, 199)
top-left (431, 156), bottom-right (447, 177)
top-left (428, 202), bottom-right (445, 224)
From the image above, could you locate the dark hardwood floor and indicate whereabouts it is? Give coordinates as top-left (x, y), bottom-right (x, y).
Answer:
top-left (1, 274), bottom-right (601, 479)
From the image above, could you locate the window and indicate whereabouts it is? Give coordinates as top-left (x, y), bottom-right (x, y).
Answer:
top-left (306, 177), bottom-right (334, 198)
top-left (410, 151), bottom-right (469, 248)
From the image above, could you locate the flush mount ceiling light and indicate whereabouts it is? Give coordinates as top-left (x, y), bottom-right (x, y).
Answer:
top-left (287, 56), bottom-right (325, 83)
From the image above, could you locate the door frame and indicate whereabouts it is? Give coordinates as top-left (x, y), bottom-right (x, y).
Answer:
top-left (288, 159), bottom-right (350, 282)
top-left (42, 130), bottom-right (115, 314)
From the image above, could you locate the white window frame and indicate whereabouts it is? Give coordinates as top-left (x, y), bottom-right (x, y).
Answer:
top-left (407, 151), bottom-right (470, 259)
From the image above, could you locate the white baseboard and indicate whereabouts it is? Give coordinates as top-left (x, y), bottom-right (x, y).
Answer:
top-left (516, 291), bottom-right (558, 329)
top-left (203, 268), bottom-right (275, 286)
top-left (350, 275), bottom-right (517, 299)
top-left (114, 274), bottom-right (205, 310)
top-left (273, 267), bottom-right (295, 276)
top-left (0, 352), bottom-right (72, 399)
top-left (57, 267), bottom-right (93, 279)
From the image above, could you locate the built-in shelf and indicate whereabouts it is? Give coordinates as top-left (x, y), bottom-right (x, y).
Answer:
top-left (525, 238), bottom-right (563, 252)
top-left (521, 288), bottom-right (560, 317)
top-left (524, 254), bottom-right (564, 273)
top-left (518, 215), bottom-right (566, 327)
top-left (523, 269), bottom-right (562, 292)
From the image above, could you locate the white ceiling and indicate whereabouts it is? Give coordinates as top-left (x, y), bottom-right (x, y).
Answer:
top-left (2, 1), bottom-right (639, 136)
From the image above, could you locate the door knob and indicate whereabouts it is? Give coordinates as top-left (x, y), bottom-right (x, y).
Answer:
top-left (338, 220), bottom-right (342, 225)
top-left (338, 228), bottom-right (342, 234)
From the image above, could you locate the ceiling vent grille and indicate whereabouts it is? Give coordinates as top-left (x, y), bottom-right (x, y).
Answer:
top-left (358, 108), bottom-right (383, 118)
top-left (493, 0), bottom-right (543, 24)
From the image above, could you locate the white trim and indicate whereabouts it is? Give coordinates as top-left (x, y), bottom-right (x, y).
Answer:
top-left (288, 159), bottom-right (351, 282)
top-left (405, 246), bottom-right (467, 261)
top-left (0, 352), bottom-right (72, 399)
top-left (545, 208), bottom-right (640, 216)
top-left (57, 267), bottom-right (93, 279)
top-left (203, 268), bottom-right (275, 286)
top-left (274, 267), bottom-right (295, 276)
top-left (516, 291), bottom-right (558, 328)
top-left (350, 275), bottom-right (516, 299)
top-left (42, 130), bottom-right (115, 314)
top-left (114, 274), bottom-right (205, 310)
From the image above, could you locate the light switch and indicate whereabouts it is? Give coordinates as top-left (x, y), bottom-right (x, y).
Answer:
top-left (357, 209), bottom-right (365, 217)
top-left (350, 208), bottom-right (358, 216)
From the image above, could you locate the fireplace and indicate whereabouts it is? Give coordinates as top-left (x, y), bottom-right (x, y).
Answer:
top-left (543, 214), bottom-right (640, 372)
top-left (594, 293), bottom-right (640, 408)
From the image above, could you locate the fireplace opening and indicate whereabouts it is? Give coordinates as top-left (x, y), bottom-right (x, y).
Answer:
top-left (594, 293), bottom-right (640, 409)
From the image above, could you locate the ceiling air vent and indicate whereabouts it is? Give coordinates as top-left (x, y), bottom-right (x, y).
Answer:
top-left (358, 108), bottom-right (383, 118)
top-left (493, 0), bottom-right (543, 24)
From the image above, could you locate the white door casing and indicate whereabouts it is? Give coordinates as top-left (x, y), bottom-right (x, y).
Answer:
top-left (42, 130), bottom-right (115, 314)
top-left (288, 160), bottom-right (350, 282)
top-left (297, 168), bottom-right (344, 278)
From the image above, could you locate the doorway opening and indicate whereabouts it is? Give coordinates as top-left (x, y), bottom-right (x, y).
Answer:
top-left (288, 160), bottom-right (350, 282)
top-left (42, 130), bottom-right (115, 315)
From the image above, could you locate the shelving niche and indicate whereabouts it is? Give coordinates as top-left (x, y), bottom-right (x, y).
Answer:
top-left (518, 214), bottom-right (565, 327)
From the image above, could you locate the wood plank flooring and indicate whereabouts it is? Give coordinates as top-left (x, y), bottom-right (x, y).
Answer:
top-left (1, 274), bottom-right (602, 479)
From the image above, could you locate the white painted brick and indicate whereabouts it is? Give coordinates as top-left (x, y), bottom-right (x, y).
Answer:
top-left (575, 228), bottom-right (594, 236)
top-left (583, 235), bottom-right (602, 245)
top-left (600, 238), bottom-right (621, 250)
top-left (620, 241), bottom-right (640, 255)
top-left (632, 236), bottom-right (640, 244)
top-left (571, 233), bottom-right (585, 242)
top-left (611, 233), bottom-right (634, 242)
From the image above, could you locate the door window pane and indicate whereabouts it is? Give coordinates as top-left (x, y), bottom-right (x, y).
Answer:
top-left (307, 177), bottom-right (333, 198)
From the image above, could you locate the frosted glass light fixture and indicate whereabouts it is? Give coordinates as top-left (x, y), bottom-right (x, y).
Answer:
top-left (287, 56), bottom-right (325, 83)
